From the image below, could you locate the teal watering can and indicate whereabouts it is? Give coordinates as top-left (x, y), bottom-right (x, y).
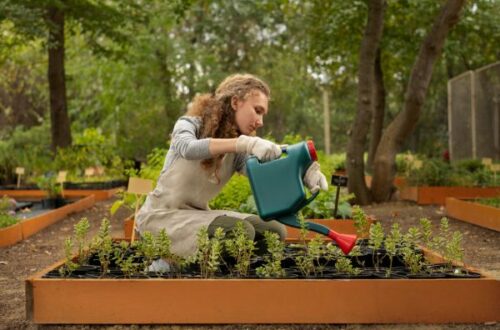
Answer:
top-left (246, 140), bottom-right (357, 255)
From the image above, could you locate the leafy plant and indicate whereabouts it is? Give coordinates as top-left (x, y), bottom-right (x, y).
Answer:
top-left (368, 222), bottom-right (384, 271)
top-left (0, 213), bottom-right (18, 228)
top-left (36, 175), bottom-right (62, 198)
top-left (334, 255), bottom-right (360, 276)
top-left (256, 231), bottom-right (286, 278)
top-left (91, 218), bottom-right (113, 277)
top-left (74, 218), bottom-right (90, 264)
top-left (225, 221), bottom-right (256, 277)
top-left (384, 223), bottom-right (401, 277)
top-left (401, 227), bottom-right (424, 275)
top-left (113, 241), bottom-right (139, 278)
top-left (194, 227), bottom-right (226, 278)
top-left (59, 238), bottom-right (79, 278)
top-left (352, 205), bottom-right (370, 238)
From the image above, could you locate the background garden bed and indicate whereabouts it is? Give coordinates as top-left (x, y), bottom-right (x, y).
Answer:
top-left (446, 197), bottom-right (500, 232)
top-left (399, 186), bottom-right (500, 205)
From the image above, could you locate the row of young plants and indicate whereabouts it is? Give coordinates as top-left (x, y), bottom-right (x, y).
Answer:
top-left (475, 197), bottom-right (500, 208)
top-left (0, 128), bottom-right (129, 187)
top-left (48, 206), bottom-right (477, 280)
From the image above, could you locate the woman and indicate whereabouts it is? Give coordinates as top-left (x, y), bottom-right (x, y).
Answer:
top-left (136, 74), bottom-right (328, 260)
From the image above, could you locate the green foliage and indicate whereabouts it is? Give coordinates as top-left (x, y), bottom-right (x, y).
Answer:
top-left (225, 221), bottom-right (256, 277)
top-left (0, 195), bottom-right (15, 213)
top-left (406, 158), bottom-right (497, 187)
top-left (36, 175), bottom-right (62, 198)
top-left (256, 231), bottom-right (286, 278)
top-left (59, 237), bottom-right (79, 278)
top-left (368, 222), bottom-right (384, 271)
top-left (384, 223), bottom-right (401, 277)
top-left (352, 205), bottom-right (371, 237)
top-left (0, 212), bottom-right (18, 228)
top-left (194, 227), bottom-right (226, 278)
top-left (74, 217), bottom-right (90, 265)
top-left (113, 240), bottom-right (139, 278)
top-left (475, 197), bottom-right (500, 208)
top-left (91, 218), bottom-right (113, 277)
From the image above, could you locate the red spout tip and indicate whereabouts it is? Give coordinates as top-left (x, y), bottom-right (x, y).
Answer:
top-left (307, 140), bottom-right (318, 161)
top-left (327, 230), bottom-right (357, 255)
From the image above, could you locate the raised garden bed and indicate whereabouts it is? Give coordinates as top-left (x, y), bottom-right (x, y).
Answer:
top-left (399, 186), bottom-right (500, 205)
top-left (0, 187), bottom-right (122, 202)
top-left (26, 242), bottom-right (499, 324)
top-left (0, 195), bottom-right (95, 248)
top-left (121, 216), bottom-right (376, 241)
top-left (445, 197), bottom-right (500, 232)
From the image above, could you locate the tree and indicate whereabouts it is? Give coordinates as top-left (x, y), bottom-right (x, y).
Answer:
top-left (0, 0), bottom-right (145, 151)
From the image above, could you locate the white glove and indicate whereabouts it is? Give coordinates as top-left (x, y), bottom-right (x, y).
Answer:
top-left (236, 135), bottom-right (282, 162)
top-left (304, 161), bottom-right (328, 193)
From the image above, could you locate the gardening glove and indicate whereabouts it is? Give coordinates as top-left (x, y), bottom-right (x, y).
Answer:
top-left (236, 135), bottom-right (282, 162)
top-left (303, 161), bottom-right (328, 193)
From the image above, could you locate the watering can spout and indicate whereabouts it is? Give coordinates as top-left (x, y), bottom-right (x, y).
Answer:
top-left (327, 230), bottom-right (357, 255)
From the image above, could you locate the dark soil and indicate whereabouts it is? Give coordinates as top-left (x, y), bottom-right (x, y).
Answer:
top-left (0, 199), bottom-right (498, 330)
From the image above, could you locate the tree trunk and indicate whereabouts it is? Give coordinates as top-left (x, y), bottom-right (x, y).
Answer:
top-left (47, 5), bottom-right (71, 152)
top-left (371, 0), bottom-right (466, 202)
top-left (367, 48), bottom-right (386, 172)
top-left (346, 0), bottom-right (385, 205)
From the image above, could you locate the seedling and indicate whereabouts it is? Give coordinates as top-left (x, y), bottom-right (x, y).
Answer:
top-left (256, 231), bottom-right (285, 278)
top-left (91, 218), bottom-right (113, 277)
top-left (59, 238), bottom-right (79, 277)
top-left (352, 205), bottom-right (370, 237)
top-left (384, 223), bottom-right (401, 277)
top-left (225, 221), bottom-right (256, 277)
top-left (74, 218), bottom-right (90, 265)
top-left (194, 227), bottom-right (226, 278)
top-left (368, 222), bottom-right (384, 271)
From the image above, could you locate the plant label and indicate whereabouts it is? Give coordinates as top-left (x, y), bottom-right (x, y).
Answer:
top-left (482, 158), bottom-right (492, 167)
top-left (331, 175), bottom-right (348, 187)
top-left (490, 164), bottom-right (500, 172)
top-left (127, 177), bottom-right (153, 195)
top-left (57, 171), bottom-right (67, 183)
top-left (413, 160), bottom-right (423, 169)
top-left (84, 168), bottom-right (95, 176)
top-left (15, 167), bottom-right (25, 175)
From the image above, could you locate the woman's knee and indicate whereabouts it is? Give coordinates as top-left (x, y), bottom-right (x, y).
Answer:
top-left (244, 215), bottom-right (287, 241)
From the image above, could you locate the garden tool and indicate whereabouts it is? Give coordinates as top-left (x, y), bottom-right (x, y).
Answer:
top-left (246, 140), bottom-right (357, 254)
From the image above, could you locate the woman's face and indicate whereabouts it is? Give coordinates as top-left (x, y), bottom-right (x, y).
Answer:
top-left (232, 90), bottom-right (268, 135)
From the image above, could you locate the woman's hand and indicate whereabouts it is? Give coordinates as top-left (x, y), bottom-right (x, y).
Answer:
top-left (304, 162), bottom-right (328, 193)
top-left (236, 135), bottom-right (282, 162)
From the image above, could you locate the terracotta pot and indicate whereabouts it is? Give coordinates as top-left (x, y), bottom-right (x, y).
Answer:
top-left (26, 247), bottom-right (500, 324)
top-left (399, 186), bottom-right (500, 205)
top-left (0, 222), bottom-right (23, 248)
top-left (123, 216), bottom-right (134, 239)
top-left (445, 197), bottom-right (500, 232)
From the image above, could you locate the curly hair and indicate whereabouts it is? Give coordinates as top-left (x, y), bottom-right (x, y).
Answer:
top-left (186, 74), bottom-right (270, 181)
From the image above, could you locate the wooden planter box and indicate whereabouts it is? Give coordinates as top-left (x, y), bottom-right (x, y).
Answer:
top-left (0, 222), bottom-right (23, 248)
top-left (0, 195), bottom-right (95, 248)
top-left (26, 248), bottom-right (500, 324)
top-left (122, 216), bottom-right (376, 241)
top-left (446, 197), bottom-right (500, 232)
top-left (0, 187), bottom-right (122, 202)
top-left (399, 186), bottom-right (500, 205)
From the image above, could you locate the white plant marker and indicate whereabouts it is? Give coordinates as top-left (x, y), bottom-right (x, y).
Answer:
top-left (127, 177), bottom-right (153, 242)
top-left (15, 167), bottom-right (25, 188)
top-left (482, 158), bottom-right (492, 167)
top-left (57, 171), bottom-right (67, 198)
top-left (84, 167), bottom-right (95, 177)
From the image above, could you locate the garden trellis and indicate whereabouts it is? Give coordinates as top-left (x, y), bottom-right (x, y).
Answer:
top-left (448, 61), bottom-right (500, 161)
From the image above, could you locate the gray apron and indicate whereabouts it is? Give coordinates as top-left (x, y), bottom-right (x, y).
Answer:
top-left (135, 153), bottom-right (254, 257)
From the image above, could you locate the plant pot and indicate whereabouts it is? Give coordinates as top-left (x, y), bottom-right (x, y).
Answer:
top-left (399, 186), bottom-right (500, 205)
top-left (41, 197), bottom-right (66, 209)
top-left (0, 222), bottom-right (23, 248)
top-left (445, 197), bottom-right (500, 232)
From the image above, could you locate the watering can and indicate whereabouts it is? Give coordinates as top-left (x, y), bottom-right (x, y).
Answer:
top-left (246, 140), bottom-right (357, 255)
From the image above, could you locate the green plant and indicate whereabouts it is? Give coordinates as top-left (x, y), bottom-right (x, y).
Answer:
top-left (475, 197), bottom-right (500, 208)
top-left (225, 221), bottom-right (256, 277)
top-left (113, 241), bottom-right (139, 278)
top-left (419, 218), bottom-right (433, 247)
top-left (256, 231), bottom-right (286, 278)
top-left (136, 231), bottom-right (157, 274)
top-left (334, 256), bottom-right (360, 275)
top-left (352, 205), bottom-right (370, 237)
top-left (368, 222), bottom-right (384, 271)
top-left (74, 218), bottom-right (90, 264)
top-left (384, 223), bottom-right (401, 277)
top-left (194, 227), bottom-right (226, 278)
top-left (0, 213), bottom-right (18, 228)
top-left (401, 227), bottom-right (424, 275)
top-left (91, 218), bottom-right (113, 277)
top-left (59, 238), bottom-right (79, 277)
top-left (36, 175), bottom-right (62, 198)
top-left (0, 196), bottom-right (16, 213)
